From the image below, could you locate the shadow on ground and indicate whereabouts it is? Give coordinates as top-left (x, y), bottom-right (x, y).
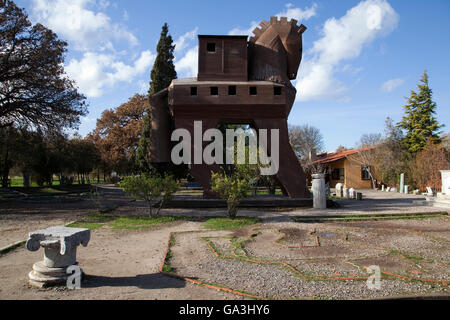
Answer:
top-left (82, 273), bottom-right (187, 290)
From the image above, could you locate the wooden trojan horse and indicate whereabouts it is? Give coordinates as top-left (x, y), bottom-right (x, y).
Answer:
top-left (148, 17), bottom-right (309, 198)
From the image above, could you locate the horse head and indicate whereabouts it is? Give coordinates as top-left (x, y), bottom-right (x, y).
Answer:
top-left (249, 17), bottom-right (307, 84)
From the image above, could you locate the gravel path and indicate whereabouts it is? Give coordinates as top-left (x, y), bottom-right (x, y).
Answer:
top-left (169, 218), bottom-right (449, 299)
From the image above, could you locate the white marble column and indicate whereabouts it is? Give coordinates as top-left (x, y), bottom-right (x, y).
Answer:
top-left (312, 173), bottom-right (327, 209)
top-left (400, 173), bottom-right (405, 193)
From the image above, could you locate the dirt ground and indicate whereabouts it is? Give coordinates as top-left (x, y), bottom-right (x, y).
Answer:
top-left (0, 221), bottom-right (239, 300)
top-left (0, 185), bottom-right (449, 300)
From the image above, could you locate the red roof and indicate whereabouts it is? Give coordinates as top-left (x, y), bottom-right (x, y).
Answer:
top-left (313, 146), bottom-right (375, 164)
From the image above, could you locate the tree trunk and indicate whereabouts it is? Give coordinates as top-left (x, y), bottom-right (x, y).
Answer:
top-left (1, 149), bottom-right (9, 188)
top-left (368, 171), bottom-right (376, 189)
top-left (268, 186), bottom-right (276, 195)
top-left (1, 167), bottom-right (9, 188)
top-left (227, 200), bottom-right (239, 219)
top-left (147, 200), bottom-right (153, 217)
top-left (22, 171), bottom-right (31, 188)
top-left (1, 127), bottom-right (10, 188)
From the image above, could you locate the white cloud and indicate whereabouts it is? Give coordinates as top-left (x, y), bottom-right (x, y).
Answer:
top-left (276, 3), bottom-right (317, 21)
top-left (381, 78), bottom-right (404, 92)
top-left (81, 116), bottom-right (97, 124)
top-left (296, 0), bottom-right (399, 101)
top-left (29, 0), bottom-right (159, 98)
top-left (228, 21), bottom-right (259, 36)
top-left (174, 27), bottom-right (199, 53)
top-left (66, 50), bottom-right (155, 98)
top-left (97, 0), bottom-right (110, 10)
top-left (31, 0), bottom-right (137, 51)
top-left (175, 46), bottom-right (198, 78)
top-left (173, 28), bottom-right (199, 78)
top-left (228, 3), bottom-right (317, 36)
top-left (137, 80), bottom-right (149, 94)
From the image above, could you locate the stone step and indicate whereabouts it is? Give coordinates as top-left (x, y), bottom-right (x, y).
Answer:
top-left (164, 197), bottom-right (315, 208)
top-left (437, 193), bottom-right (450, 200)
top-left (430, 200), bottom-right (450, 208)
top-left (418, 197), bottom-right (450, 208)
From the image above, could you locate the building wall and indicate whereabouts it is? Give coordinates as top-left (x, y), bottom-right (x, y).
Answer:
top-left (198, 36), bottom-right (248, 81)
top-left (325, 157), bottom-right (372, 189)
top-left (344, 156), bottom-right (372, 189)
top-left (327, 159), bottom-right (345, 188)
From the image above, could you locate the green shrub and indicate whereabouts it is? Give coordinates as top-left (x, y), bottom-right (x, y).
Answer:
top-left (210, 165), bottom-right (257, 219)
top-left (120, 174), bottom-right (178, 217)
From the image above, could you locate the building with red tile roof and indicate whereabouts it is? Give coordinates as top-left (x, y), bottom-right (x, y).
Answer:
top-left (311, 146), bottom-right (376, 189)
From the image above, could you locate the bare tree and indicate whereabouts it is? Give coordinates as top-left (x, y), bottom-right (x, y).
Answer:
top-left (288, 124), bottom-right (325, 161)
top-left (335, 145), bottom-right (348, 153)
top-left (442, 133), bottom-right (450, 152)
top-left (359, 133), bottom-right (382, 148)
top-left (350, 133), bottom-right (382, 189)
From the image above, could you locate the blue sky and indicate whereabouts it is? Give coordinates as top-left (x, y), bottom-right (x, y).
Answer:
top-left (15, 0), bottom-right (450, 152)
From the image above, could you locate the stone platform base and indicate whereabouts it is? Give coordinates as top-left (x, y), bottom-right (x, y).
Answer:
top-left (420, 194), bottom-right (450, 209)
top-left (28, 261), bottom-right (82, 288)
top-left (163, 195), bottom-right (316, 208)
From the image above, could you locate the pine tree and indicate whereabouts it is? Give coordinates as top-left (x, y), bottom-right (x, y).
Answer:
top-left (398, 70), bottom-right (443, 152)
top-left (136, 23), bottom-right (177, 173)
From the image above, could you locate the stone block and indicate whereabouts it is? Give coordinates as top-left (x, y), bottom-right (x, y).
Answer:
top-left (335, 183), bottom-right (343, 198)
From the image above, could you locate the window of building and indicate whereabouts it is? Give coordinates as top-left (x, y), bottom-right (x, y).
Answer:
top-left (331, 169), bottom-right (340, 180)
top-left (274, 86), bottom-right (282, 96)
top-left (228, 86), bottom-right (236, 95)
top-left (249, 86), bottom-right (257, 96)
top-left (210, 86), bottom-right (218, 95)
top-left (190, 87), bottom-right (197, 96)
top-left (331, 168), bottom-right (345, 182)
top-left (361, 166), bottom-right (371, 180)
top-left (207, 43), bottom-right (216, 53)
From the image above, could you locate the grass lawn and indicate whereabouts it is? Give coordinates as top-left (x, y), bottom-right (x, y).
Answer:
top-left (65, 213), bottom-right (118, 230)
top-left (66, 221), bottom-right (104, 230)
top-left (67, 213), bottom-right (260, 231)
top-left (11, 184), bottom-right (94, 196)
top-left (9, 177), bottom-right (107, 188)
top-left (66, 213), bottom-right (183, 230)
top-left (110, 216), bottom-right (182, 230)
top-left (203, 217), bottom-right (259, 230)
top-left (292, 212), bottom-right (448, 222)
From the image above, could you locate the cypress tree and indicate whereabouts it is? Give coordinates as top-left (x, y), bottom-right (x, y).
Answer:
top-left (136, 111), bottom-right (152, 173)
top-left (149, 23), bottom-right (177, 95)
top-left (136, 23), bottom-right (177, 174)
top-left (398, 70), bottom-right (443, 153)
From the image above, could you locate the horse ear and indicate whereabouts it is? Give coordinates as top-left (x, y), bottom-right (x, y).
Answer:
top-left (298, 24), bottom-right (307, 34)
top-left (252, 27), bottom-right (263, 38)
